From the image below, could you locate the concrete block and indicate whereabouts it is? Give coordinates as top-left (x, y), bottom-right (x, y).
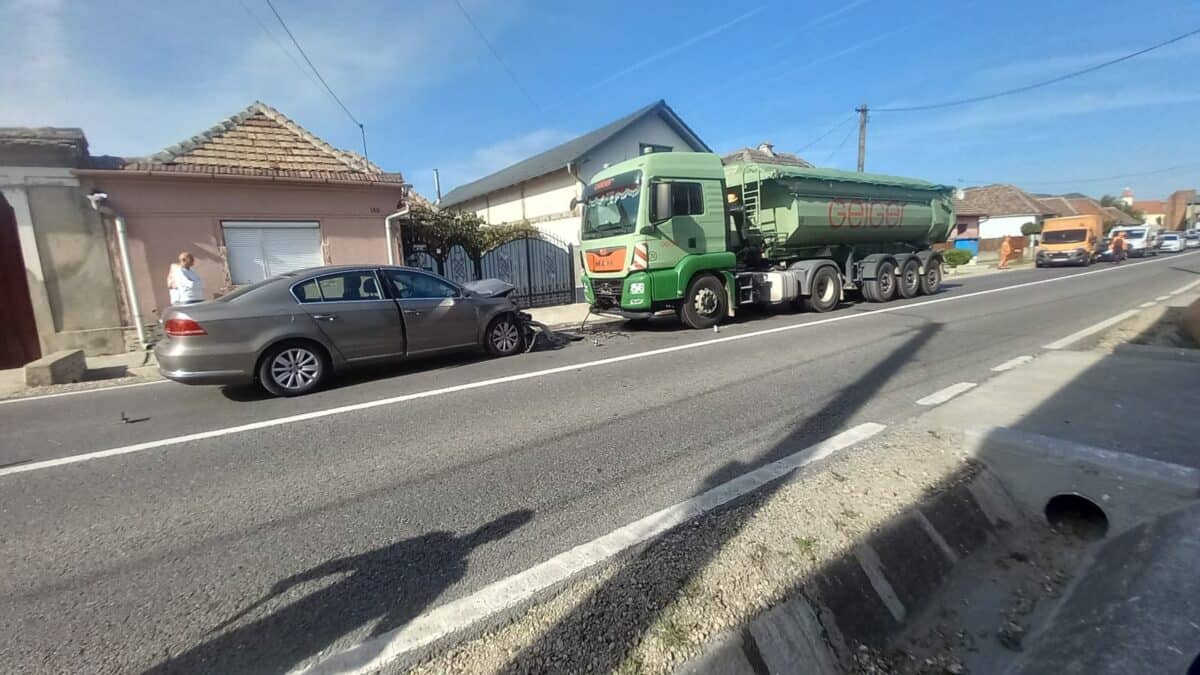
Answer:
top-left (810, 553), bottom-right (900, 649)
top-left (748, 596), bottom-right (839, 675)
top-left (673, 629), bottom-right (759, 675)
top-left (866, 515), bottom-right (954, 614)
top-left (965, 426), bottom-right (1200, 536)
top-left (1183, 296), bottom-right (1200, 345)
top-left (24, 349), bottom-right (85, 386)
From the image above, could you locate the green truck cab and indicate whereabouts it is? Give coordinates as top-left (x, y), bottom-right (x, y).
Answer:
top-left (578, 152), bottom-right (955, 329)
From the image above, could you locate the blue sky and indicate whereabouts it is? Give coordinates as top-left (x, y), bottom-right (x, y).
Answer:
top-left (3, 0), bottom-right (1198, 202)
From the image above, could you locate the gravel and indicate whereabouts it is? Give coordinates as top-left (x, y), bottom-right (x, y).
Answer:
top-left (399, 424), bottom-right (975, 675)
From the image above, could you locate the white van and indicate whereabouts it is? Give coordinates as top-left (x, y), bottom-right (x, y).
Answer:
top-left (1109, 225), bottom-right (1160, 257)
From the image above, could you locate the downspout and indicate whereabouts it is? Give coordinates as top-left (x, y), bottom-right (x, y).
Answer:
top-left (88, 192), bottom-right (147, 350)
top-left (384, 204), bottom-right (410, 266)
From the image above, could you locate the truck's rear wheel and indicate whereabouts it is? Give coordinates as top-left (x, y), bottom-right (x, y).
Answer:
top-left (679, 274), bottom-right (726, 329)
top-left (861, 261), bottom-right (897, 302)
top-left (920, 258), bottom-right (943, 295)
top-left (802, 266), bottom-right (841, 313)
top-left (897, 258), bottom-right (922, 299)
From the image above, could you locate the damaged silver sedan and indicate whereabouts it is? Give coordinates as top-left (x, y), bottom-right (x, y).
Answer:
top-left (155, 265), bottom-right (528, 396)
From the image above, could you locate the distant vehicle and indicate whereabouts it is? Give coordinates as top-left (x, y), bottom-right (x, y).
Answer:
top-left (1107, 225), bottom-right (1159, 258)
top-left (1185, 230), bottom-right (1200, 249)
top-left (155, 266), bottom-right (528, 396)
top-left (1036, 215), bottom-right (1103, 267)
top-left (1159, 232), bottom-right (1184, 253)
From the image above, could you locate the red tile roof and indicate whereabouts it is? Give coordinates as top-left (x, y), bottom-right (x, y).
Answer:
top-left (1132, 200), bottom-right (1167, 213)
top-left (109, 102), bottom-right (405, 185)
top-left (955, 184), bottom-right (1052, 217)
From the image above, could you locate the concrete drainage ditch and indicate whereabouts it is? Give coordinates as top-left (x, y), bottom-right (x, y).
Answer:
top-left (678, 426), bottom-right (1200, 675)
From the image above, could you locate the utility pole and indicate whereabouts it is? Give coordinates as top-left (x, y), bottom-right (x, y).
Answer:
top-left (856, 104), bottom-right (868, 173)
top-left (433, 169), bottom-right (443, 203)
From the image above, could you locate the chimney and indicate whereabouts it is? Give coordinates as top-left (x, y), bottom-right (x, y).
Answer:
top-left (756, 142), bottom-right (776, 157)
top-left (1120, 187), bottom-right (1133, 206)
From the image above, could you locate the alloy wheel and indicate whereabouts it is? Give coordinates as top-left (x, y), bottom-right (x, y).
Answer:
top-left (492, 320), bottom-right (521, 353)
top-left (271, 348), bottom-right (320, 391)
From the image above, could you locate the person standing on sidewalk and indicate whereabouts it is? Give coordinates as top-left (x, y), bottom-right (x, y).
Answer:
top-left (998, 236), bottom-right (1014, 269)
top-left (170, 252), bottom-right (205, 304)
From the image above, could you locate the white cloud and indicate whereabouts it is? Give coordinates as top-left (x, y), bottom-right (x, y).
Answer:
top-left (0, 0), bottom-right (525, 159)
top-left (425, 128), bottom-right (576, 196)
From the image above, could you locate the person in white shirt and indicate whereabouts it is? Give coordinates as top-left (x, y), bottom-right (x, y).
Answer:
top-left (170, 251), bottom-right (205, 304)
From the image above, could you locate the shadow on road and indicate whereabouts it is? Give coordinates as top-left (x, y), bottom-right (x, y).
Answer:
top-left (497, 323), bottom-right (942, 673)
top-left (143, 509), bottom-right (533, 674)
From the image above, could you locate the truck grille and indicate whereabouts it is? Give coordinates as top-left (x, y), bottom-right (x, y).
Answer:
top-left (592, 279), bottom-right (623, 308)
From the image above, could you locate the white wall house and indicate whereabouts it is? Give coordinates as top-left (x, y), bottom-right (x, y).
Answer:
top-left (955, 184), bottom-right (1052, 239)
top-left (439, 100), bottom-right (709, 246)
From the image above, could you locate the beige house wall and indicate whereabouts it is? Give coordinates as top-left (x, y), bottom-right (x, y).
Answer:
top-left (77, 173), bottom-right (405, 323)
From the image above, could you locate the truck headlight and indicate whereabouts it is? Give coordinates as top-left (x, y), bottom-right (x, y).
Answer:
top-left (629, 282), bottom-right (645, 295)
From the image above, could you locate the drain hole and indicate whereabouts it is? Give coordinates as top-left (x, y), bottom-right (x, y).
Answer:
top-left (1045, 493), bottom-right (1108, 541)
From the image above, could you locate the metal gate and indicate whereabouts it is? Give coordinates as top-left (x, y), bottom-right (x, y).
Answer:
top-left (480, 233), bottom-right (575, 308)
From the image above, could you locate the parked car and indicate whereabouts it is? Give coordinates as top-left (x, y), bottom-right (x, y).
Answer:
top-left (155, 266), bottom-right (528, 396)
top-left (1107, 225), bottom-right (1158, 257)
top-left (1185, 230), bottom-right (1200, 249)
top-left (1158, 232), bottom-right (1184, 253)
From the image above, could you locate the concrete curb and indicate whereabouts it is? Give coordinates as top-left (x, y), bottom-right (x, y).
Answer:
top-left (1183, 296), bottom-right (1200, 345)
top-left (677, 465), bottom-right (1015, 673)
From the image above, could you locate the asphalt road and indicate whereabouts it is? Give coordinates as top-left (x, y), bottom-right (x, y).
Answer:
top-left (2, 251), bottom-right (1197, 674)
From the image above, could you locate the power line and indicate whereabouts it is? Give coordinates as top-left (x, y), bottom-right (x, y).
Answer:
top-left (875, 26), bottom-right (1200, 112)
top-left (265, 0), bottom-right (368, 160)
top-left (451, 0), bottom-right (538, 110)
top-left (795, 114), bottom-right (856, 154)
top-left (238, 0), bottom-right (324, 94)
top-left (823, 123), bottom-right (858, 164)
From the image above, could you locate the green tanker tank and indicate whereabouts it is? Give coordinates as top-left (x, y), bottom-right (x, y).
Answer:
top-left (724, 162), bottom-right (955, 258)
top-left (577, 151), bottom-right (957, 329)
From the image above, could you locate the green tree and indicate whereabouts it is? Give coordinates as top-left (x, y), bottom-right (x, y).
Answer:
top-left (1098, 194), bottom-right (1144, 221)
top-left (1020, 221), bottom-right (1042, 236)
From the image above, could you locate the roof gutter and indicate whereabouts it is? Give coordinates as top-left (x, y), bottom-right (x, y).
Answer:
top-left (72, 168), bottom-right (408, 189)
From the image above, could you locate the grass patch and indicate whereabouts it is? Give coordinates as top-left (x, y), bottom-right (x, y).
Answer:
top-left (656, 618), bottom-right (691, 649)
top-left (793, 535), bottom-right (818, 557)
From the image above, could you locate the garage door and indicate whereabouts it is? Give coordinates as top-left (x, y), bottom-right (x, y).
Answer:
top-left (223, 221), bottom-right (323, 284)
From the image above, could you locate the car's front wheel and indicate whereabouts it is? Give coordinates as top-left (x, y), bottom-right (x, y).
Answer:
top-left (259, 341), bottom-right (329, 397)
top-left (485, 314), bottom-right (525, 356)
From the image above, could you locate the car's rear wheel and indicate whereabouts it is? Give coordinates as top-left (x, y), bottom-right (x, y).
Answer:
top-left (259, 341), bottom-right (329, 397)
top-left (485, 314), bottom-right (525, 356)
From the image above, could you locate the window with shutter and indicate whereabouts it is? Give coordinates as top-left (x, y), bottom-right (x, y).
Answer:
top-left (222, 222), bottom-right (323, 284)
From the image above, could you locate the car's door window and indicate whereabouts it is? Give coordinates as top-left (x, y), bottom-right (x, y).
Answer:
top-left (292, 279), bottom-right (322, 303)
top-left (387, 270), bottom-right (459, 299)
top-left (315, 271), bottom-right (384, 301)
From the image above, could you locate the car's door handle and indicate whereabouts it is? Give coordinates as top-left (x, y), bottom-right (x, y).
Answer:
top-left (312, 314), bottom-right (337, 321)
top-left (403, 310), bottom-right (422, 316)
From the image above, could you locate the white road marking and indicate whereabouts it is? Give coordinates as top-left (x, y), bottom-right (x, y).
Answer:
top-left (1168, 278), bottom-right (1200, 296)
top-left (916, 382), bottom-right (977, 406)
top-left (299, 423), bottom-right (887, 675)
top-left (1042, 310), bottom-right (1139, 350)
top-left (3, 251), bottom-right (1196, 477)
top-left (991, 355), bottom-right (1034, 372)
top-left (1138, 301), bottom-right (1157, 308)
top-left (0, 379), bottom-right (167, 406)
top-left (1155, 295), bottom-right (1170, 301)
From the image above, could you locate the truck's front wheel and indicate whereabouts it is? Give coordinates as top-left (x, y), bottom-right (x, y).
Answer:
top-left (680, 274), bottom-right (727, 329)
top-left (803, 266), bottom-right (842, 313)
top-left (861, 261), bottom-right (897, 302)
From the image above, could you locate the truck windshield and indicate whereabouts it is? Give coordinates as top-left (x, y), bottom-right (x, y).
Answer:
top-left (581, 170), bottom-right (641, 240)
top-left (1041, 229), bottom-right (1086, 244)
top-left (1118, 229), bottom-right (1146, 239)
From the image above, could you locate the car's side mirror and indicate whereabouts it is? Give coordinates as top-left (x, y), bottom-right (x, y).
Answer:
top-left (650, 182), bottom-right (672, 224)
top-left (570, 196), bottom-right (580, 211)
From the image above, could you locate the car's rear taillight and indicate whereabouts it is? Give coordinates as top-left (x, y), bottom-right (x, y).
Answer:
top-left (164, 317), bottom-right (207, 336)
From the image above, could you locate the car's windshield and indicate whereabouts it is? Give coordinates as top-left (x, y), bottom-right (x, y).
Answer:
top-left (1117, 229), bottom-right (1147, 239)
top-left (581, 170), bottom-right (642, 241)
top-left (1041, 229), bottom-right (1086, 244)
top-left (1162, 234), bottom-right (1179, 240)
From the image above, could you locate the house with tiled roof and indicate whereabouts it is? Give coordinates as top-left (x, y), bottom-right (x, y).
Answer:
top-left (722, 142), bottom-right (813, 168)
top-left (440, 100), bottom-right (708, 246)
top-left (70, 102), bottom-right (412, 331)
top-left (953, 184), bottom-right (1053, 241)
